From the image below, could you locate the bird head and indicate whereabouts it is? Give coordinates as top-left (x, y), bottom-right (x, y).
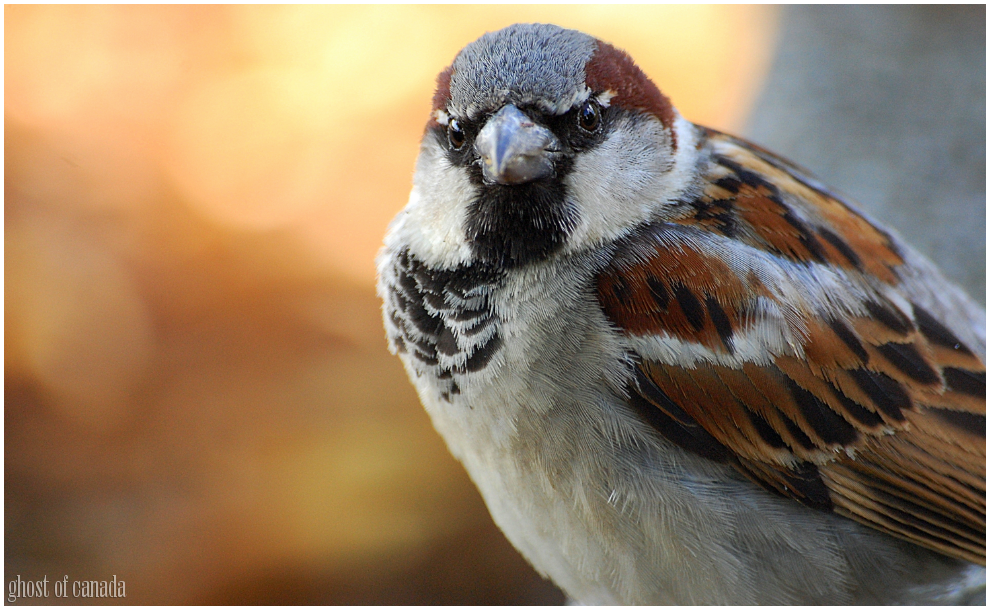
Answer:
top-left (391, 23), bottom-right (700, 270)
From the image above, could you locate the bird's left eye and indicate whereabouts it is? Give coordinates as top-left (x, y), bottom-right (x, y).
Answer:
top-left (448, 119), bottom-right (466, 150)
top-left (577, 100), bottom-right (600, 132)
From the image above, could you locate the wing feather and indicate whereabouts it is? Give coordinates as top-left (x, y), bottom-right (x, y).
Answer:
top-left (598, 129), bottom-right (985, 565)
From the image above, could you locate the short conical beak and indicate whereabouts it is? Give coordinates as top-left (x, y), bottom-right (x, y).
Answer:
top-left (474, 104), bottom-right (559, 185)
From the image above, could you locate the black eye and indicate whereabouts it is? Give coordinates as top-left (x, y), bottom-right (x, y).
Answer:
top-left (448, 118), bottom-right (466, 149)
top-left (577, 100), bottom-right (600, 132)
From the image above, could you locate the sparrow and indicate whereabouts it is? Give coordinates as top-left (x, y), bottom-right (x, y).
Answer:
top-left (376, 23), bottom-right (986, 604)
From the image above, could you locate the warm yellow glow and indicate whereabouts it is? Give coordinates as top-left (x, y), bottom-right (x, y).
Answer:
top-left (7, 4), bottom-right (778, 286)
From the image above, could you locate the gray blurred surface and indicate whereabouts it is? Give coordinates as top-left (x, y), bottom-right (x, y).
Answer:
top-left (745, 5), bottom-right (986, 304)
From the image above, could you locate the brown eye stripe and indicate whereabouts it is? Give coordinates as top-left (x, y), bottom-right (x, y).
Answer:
top-left (584, 40), bottom-right (676, 145)
top-left (431, 65), bottom-right (454, 114)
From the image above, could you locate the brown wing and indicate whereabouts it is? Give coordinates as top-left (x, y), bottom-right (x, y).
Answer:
top-left (598, 131), bottom-right (985, 565)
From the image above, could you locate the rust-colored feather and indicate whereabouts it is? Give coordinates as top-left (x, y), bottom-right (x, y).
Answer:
top-left (598, 129), bottom-right (985, 565)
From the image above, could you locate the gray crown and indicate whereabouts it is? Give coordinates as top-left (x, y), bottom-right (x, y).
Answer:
top-left (448, 23), bottom-right (598, 120)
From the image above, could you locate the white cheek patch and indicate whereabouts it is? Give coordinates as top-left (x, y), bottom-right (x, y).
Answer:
top-left (382, 138), bottom-right (476, 269)
top-left (564, 113), bottom-right (699, 252)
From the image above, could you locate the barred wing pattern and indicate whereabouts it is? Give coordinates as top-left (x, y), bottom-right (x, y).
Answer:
top-left (597, 129), bottom-right (986, 565)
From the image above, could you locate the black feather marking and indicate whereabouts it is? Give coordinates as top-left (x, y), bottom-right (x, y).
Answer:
top-left (713, 175), bottom-right (742, 194)
top-left (714, 155), bottom-right (771, 190)
top-left (634, 367), bottom-right (695, 426)
top-left (645, 276), bottom-right (669, 309)
top-left (848, 369), bottom-right (910, 421)
top-left (738, 459), bottom-right (833, 511)
top-left (412, 348), bottom-right (438, 366)
top-left (449, 306), bottom-right (488, 322)
top-left (876, 342), bottom-right (941, 385)
top-left (692, 197), bottom-right (737, 237)
top-left (398, 267), bottom-right (418, 294)
top-left (828, 319), bottom-right (869, 363)
top-left (464, 332), bottom-right (502, 372)
top-left (864, 300), bottom-right (914, 335)
top-left (828, 382), bottom-right (884, 428)
top-left (460, 315), bottom-right (495, 336)
top-left (928, 408), bottom-right (985, 437)
top-left (783, 376), bottom-right (860, 445)
top-left (705, 296), bottom-right (734, 353)
top-left (612, 276), bottom-right (632, 306)
top-left (912, 304), bottom-right (975, 356)
top-left (674, 284), bottom-right (706, 332)
top-left (943, 368), bottom-right (985, 397)
top-left (781, 208), bottom-right (828, 263)
top-left (406, 295), bottom-right (443, 336)
top-left (818, 227), bottom-right (863, 269)
top-left (781, 462), bottom-right (834, 510)
top-left (627, 384), bottom-right (731, 463)
top-left (423, 290), bottom-right (447, 310)
top-left (745, 409), bottom-right (787, 449)
top-left (782, 416), bottom-right (817, 450)
top-left (436, 326), bottom-right (459, 356)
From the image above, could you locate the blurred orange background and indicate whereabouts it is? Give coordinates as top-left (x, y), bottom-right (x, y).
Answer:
top-left (7, 4), bottom-right (784, 604)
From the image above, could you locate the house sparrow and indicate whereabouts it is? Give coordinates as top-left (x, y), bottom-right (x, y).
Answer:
top-left (376, 23), bottom-right (985, 604)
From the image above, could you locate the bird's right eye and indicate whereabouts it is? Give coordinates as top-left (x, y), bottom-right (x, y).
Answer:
top-left (448, 119), bottom-right (466, 150)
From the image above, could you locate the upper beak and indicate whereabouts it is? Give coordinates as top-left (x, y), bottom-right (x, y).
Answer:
top-left (474, 104), bottom-right (559, 185)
